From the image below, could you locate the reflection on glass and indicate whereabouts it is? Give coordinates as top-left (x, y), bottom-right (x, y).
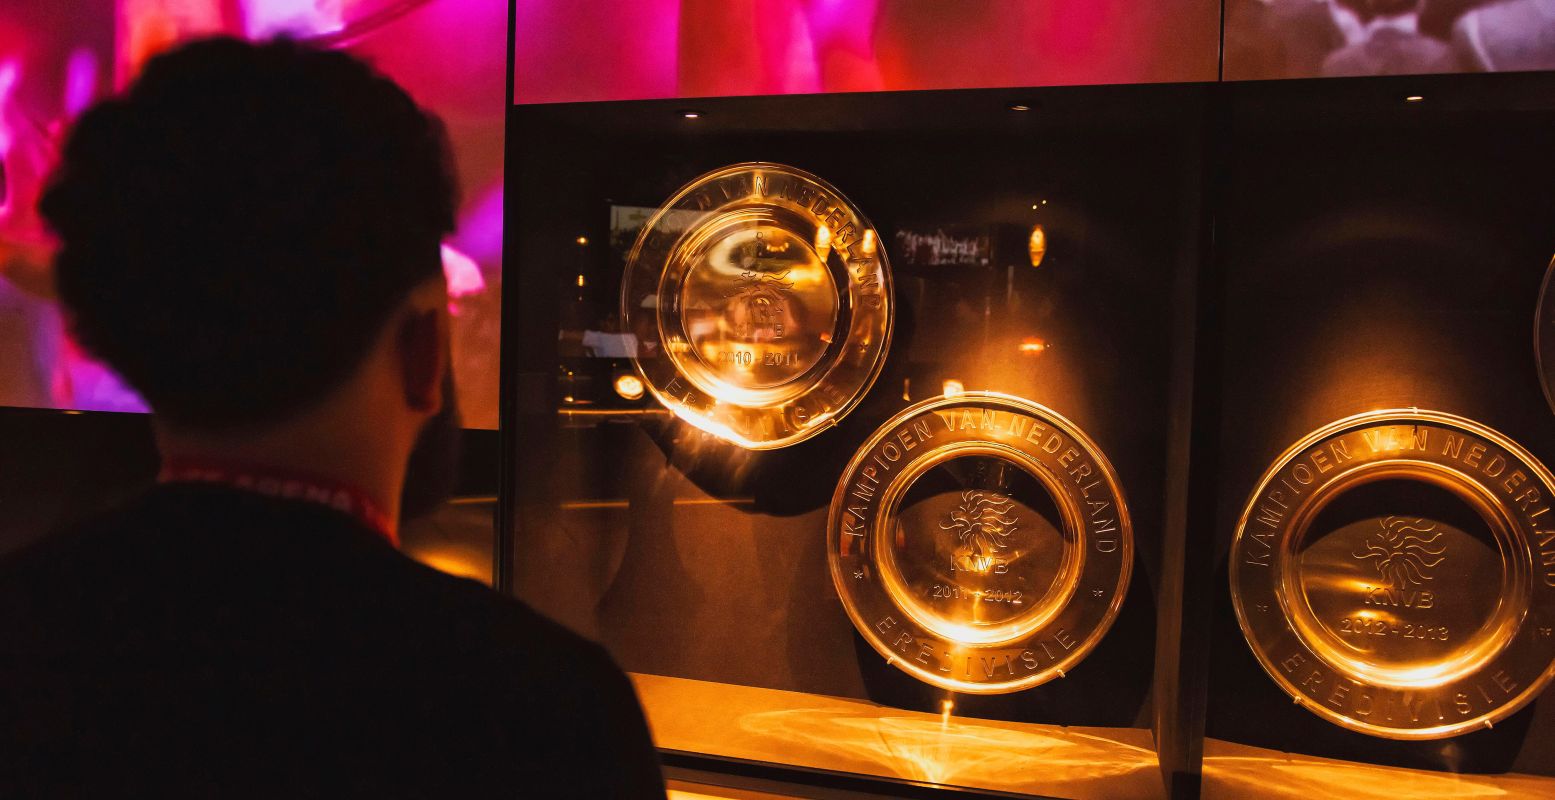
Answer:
top-left (620, 163), bottom-right (892, 449)
top-left (678, 219), bottom-right (838, 392)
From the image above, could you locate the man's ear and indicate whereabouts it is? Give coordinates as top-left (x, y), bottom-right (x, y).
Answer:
top-left (397, 279), bottom-right (450, 414)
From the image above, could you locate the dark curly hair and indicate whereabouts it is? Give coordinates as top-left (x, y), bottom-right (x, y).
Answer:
top-left (40, 37), bottom-right (458, 431)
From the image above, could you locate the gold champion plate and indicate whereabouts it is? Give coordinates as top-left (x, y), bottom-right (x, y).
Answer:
top-left (828, 393), bottom-right (1133, 694)
top-left (1231, 409), bottom-right (1555, 739)
top-left (622, 163), bottom-right (892, 449)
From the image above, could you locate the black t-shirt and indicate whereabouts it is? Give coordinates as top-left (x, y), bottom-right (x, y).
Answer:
top-left (0, 484), bottom-right (665, 798)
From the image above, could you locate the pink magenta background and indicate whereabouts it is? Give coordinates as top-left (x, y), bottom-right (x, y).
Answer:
top-left (513, 0), bottom-right (1221, 104)
top-left (0, 0), bottom-right (1221, 421)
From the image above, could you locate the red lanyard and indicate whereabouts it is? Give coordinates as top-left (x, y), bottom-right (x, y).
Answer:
top-left (158, 457), bottom-right (398, 547)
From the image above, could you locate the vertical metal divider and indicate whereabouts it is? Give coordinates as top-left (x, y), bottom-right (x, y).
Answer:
top-left (1156, 1), bottom-right (1232, 788)
top-left (496, 109), bottom-right (567, 602)
top-left (1154, 81), bottom-right (1232, 800)
top-left (495, 0), bottom-right (519, 596)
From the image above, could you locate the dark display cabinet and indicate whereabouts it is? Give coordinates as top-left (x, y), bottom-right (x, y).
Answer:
top-left (504, 85), bottom-right (1212, 798)
top-left (503, 68), bottom-right (1555, 799)
top-left (1199, 71), bottom-right (1555, 799)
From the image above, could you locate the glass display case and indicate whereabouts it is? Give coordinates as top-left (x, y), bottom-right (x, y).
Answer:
top-left (1199, 70), bottom-right (1555, 799)
top-left (503, 84), bottom-right (1212, 798)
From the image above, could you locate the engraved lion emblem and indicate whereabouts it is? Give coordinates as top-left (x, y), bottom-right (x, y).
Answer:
top-left (1352, 515), bottom-right (1446, 589)
top-left (727, 269), bottom-right (793, 306)
top-left (725, 267), bottom-right (794, 339)
top-left (941, 490), bottom-right (1019, 574)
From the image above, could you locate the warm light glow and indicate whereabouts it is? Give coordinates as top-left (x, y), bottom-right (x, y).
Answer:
top-left (575, 235), bottom-right (589, 245)
top-left (411, 550), bottom-right (488, 583)
top-left (1405, 95), bottom-right (1424, 103)
top-left (1009, 103), bottom-right (1030, 112)
top-left (667, 790), bottom-right (746, 800)
top-left (614, 372), bottom-right (646, 401)
top-left (941, 699), bottom-right (955, 727)
top-left (576, 274), bottom-right (586, 287)
top-left (1028, 224), bottom-right (1047, 267)
top-left (681, 109), bottom-right (701, 119)
top-left (732, 705), bottom-right (1156, 788)
top-left (1204, 752), bottom-right (1514, 799)
top-left (1018, 337), bottom-right (1048, 355)
top-left (942, 379), bottom-right (964, 397)
top-left (814, 223), bottom-right (832, 261)
top-left (633, 671), bottom-right (1159, 796)
top-left (861, 229), bottom-right (878, 256)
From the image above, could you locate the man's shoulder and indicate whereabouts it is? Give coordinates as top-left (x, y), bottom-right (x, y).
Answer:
top-left (0, 488), bottom-right (617, 677)
top-left (0, 497), bottom-right (144, 610)
top-left (385, 555), bottom-right (657, 771)
top-left (392, 556), bottom-right (614, 669)
top-left (0, 492), bottom-right (663, 797)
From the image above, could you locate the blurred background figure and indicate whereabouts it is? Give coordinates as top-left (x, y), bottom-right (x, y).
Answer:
top-left (1225, 0), bottom-right (1348, 80)
top-left (1452, 0), bottom-right (1555, 71)
top-left (513, 0), bottom-right (1220, 101)
top-left (0, 2), bottom-right (117, 412)
top-left (0, 0), bottom-right (504, 426)
top-left (1322, 0), bottom-right (1457, 76)
top-left (1225, 0), bottom-right (1555, 77)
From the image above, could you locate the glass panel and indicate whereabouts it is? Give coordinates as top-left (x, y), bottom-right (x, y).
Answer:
top-left (506, 83), bottom-right (1209, 797)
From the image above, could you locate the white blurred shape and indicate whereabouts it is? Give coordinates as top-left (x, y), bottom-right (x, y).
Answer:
top-left (441, 243), bottom-right (486, 306)
top-left (241, 0), bottom-right (345, 38)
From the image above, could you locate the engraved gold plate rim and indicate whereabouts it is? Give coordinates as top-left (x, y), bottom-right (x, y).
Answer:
top-left (1534, 254), bottom-right (1555, 417)
top-left (828, 392), bottom-right (1133, 694)
top-left (621, 162), bottom-right (893, 450)
top-left (1230, 408), bottom-right (1555, 740)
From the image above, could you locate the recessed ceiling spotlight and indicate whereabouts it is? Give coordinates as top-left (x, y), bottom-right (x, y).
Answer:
top-left (1009, 103), bottom-right (1032, 112)
top-left (1404, 95), bottom-right (1424, 103)
top-left (680, 109), bottom-right (702, 119)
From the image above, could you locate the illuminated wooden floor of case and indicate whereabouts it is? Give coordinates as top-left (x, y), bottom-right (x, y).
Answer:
top-left (1201, 738), bottom-right (1553, 799)
top-left (666, 783), bottom-right (806, 800)
top-left (632, 673), bottom-right (1165, 799)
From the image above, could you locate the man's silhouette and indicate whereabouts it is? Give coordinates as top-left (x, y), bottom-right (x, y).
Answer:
top-left (0, 37), bottom-right (663, 797)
